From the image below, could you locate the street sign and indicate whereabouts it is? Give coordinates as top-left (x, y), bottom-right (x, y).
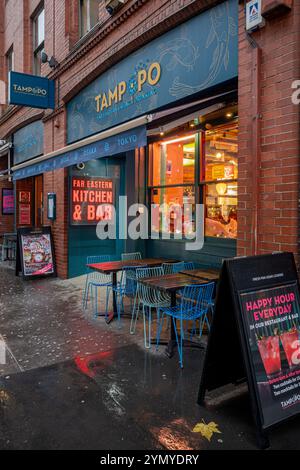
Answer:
top-left (198, 252), bottom-right (300, 449)
top-left (246, 0), bottom-right (263, 31)
top-left (9, 71), bottom-right (55, 109)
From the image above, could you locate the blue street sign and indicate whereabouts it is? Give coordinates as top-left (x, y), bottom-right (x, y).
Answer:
top-left (9, 71), bottom-right (55, 109)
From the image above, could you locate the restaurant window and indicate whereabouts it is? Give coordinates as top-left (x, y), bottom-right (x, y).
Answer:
top-left (148, 107), bottom-right (238, 240)
top-left (80, 0), bottom-right (101, 37)
top-left (149, 134), bottom-right (196, 237)
top-left (203, 121), bottom-right (238, 238)
top-left (33, 6), bottom-right (45, 76)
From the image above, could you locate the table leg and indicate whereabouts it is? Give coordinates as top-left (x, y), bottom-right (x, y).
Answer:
top-left (106, 272), bottom-right (118, 324)
top-left (165, 291), bottom-right (177, 358)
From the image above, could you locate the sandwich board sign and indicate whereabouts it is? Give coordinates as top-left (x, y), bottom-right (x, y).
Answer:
top-left (16, 227), bottom-right (56, 280)
top-left (198, 252), bottom-right (300, 449)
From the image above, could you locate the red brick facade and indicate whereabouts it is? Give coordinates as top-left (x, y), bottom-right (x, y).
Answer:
top-left (0, 0), bottom-right (299, 277)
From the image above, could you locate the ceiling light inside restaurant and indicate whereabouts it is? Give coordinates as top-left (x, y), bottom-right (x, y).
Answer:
top-left (216, 183), bottom-right (227, 196)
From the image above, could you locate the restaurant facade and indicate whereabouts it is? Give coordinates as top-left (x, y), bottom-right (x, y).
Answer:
top-left (0, 0), bottom-right (299, 278)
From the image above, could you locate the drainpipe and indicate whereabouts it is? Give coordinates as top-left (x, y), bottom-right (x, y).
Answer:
top-left (247, 32), bottom-right (262, 255)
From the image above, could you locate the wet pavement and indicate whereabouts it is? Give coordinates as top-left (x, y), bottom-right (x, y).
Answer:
top-left (0, 266), bottom-right (300, 450)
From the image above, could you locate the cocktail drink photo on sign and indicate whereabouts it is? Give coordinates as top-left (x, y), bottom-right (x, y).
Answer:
top-left (280, 328), bottom-right (300, 370)
top-left (257, 335), bottom-right (282, 378)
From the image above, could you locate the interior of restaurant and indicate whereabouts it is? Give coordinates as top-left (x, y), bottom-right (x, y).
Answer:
top-left (147, 102), bottom-right (238, 242)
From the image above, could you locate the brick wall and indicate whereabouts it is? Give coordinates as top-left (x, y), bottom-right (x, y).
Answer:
top-left (237, 1), bottom-right (300, 267)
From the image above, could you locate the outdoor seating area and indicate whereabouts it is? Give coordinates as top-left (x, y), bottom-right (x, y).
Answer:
top-left (83, 253), bottom-right (219, 367)
top-left (0, 232), bottom-right (17, 264)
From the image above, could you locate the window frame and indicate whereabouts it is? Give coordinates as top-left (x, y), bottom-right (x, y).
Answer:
top-left (32, 5), bottom-right (45, 76)
top-left (147, 117), bottom-right (238, 241)
top-left (79, 0), bottom-right (100, 38)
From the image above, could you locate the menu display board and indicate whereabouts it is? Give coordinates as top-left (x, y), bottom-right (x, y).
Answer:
top-left (198, 252), bottom-right (300, 449)
top-left (2, 189), bottom-right (14, 215)
top-left (240, 284), bottom-right (300, 428)
top-left (16, 227), bottom-right (56, 279)
top-left (70, 177), bottom-right (114, 226)
top-left (19, 203), bottom-right (31, 225)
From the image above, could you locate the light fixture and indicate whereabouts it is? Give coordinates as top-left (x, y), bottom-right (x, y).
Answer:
top-left (216, 183), bottom-right (227, 196)
top-left (216, 152), bottom-right (223, 159)
top-left (41, 51), bottom-right (59, 69)
top-left (190, 122), bottom-right (195, 128)
top-left (163, 134), bottom-right (196, 146)
top-left (226, 112), bottom-right (233, 118)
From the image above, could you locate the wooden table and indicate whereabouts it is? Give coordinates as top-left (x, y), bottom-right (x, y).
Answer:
top-left (87, 258), bottom-right (178, 323)
top-left (180, 269), bottom-right (219, 282)
top-left (140, 273), bottom-right (208, 357)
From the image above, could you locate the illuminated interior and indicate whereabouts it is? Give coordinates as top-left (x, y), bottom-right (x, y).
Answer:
top-left (148, 105), bottom-right (238, 239)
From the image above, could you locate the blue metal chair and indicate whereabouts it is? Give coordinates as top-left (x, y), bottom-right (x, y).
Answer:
top-left (130, 266), bottom-right (170, 349)
top-left (156, 282), bottom-right (215, 368)
top-left (121, 252), bottom-right (142, 261)
top-left (112, 265), bottom-right (146, 324)
top-left (183, 261), bottom-right (195, 270)
top-left (83, 255), bottom-right (111, 319)
top-left (162, 261), bottom-right (185, 274)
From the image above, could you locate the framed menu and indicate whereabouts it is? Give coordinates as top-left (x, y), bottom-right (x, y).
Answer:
top-left (2, 188), bottom-right (14, 215)
top-left (16, 227), bottom-right (56, 279)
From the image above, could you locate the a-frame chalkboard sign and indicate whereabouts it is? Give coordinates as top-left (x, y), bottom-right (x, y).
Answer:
top-left (198, 252), bottom-right (300, 449)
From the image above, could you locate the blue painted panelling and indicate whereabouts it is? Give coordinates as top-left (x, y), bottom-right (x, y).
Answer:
top-left (146, 238), bottom-right (237, 268)
top-left (67, 0), bottom-right (238, 143)
top-left (13, 120), bottom-right (44, 165)
top-left (68, 156), bottom-right (126, 278)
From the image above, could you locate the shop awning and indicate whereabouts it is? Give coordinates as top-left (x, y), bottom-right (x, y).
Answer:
top-left (12, 115), bottom-right (150, 181)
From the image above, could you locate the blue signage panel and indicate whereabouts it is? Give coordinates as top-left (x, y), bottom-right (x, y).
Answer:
top-left (67, 0), bottom-right (238, 144)
top-left (9, 71), bottom-right (55, 109)
top-left (13, 126), bottom-right (146, 180)
top-left (13, 120), bottom-right (44, 165)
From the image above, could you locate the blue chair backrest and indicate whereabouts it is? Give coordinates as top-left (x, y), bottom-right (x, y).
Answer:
top-left (162, 262), bottom-right (185, 274)
top-left (180, 282), bottom-right (215, 319)
top-left (86, 255), bottom-right (111, 278)
top-left (183, 262), bottom-right (195, 270)
top-left (121, 252), bottom-right (142, 261)
top-left (121, 265), bottom-right (146, 296)
top-left (136, 266), bottom-right (163, 279)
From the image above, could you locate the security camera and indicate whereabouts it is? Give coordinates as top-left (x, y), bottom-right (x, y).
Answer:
top-left (0, 140), bottom-right (7, 146)
top-left (77, 162), bottom-right (85, 170)
top-left (41, 51), bottom-right (59, 68)
top-left (105, 0), bottom-right (125, 15)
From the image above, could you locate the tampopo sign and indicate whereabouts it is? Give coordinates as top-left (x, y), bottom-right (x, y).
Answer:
top-left (9, 72), bottom-right (55, 109)
top-left (71, 177), bottom-right (114, 225)
top-left (67, 0), bottom-right (238, 143)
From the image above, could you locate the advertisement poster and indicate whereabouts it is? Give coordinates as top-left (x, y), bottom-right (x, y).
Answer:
top-left (2, 189), bottom-right (14, 215)
top-left (20, 232), bottom-right (55, 277)
top-left (240, 283), bottom-right (300, 428)
top-left (19, 203), bottom-right (31, 225)
top-left (71, 177), bottom-right (114, 225)
top-left (19, 191), bottom-right (31, 203)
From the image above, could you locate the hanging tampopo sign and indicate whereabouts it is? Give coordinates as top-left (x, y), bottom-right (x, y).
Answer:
top-left (67, 0), bottom-right (238, 143)
top-left (9, 72), bottom-right (55, 109)
top-left (70, 177), bottom-right (115, 226)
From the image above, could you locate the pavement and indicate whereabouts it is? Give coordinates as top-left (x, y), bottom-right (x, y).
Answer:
top-left (0, 265), bottom-right (299, 450)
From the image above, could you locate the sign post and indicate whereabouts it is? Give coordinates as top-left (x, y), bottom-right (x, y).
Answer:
top-left (198, 252), bottom-right (300, 449)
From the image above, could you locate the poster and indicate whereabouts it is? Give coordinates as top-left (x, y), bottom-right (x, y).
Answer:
top-left (240, 283), bottom-right (300, 428)
top-left (19, 203), bottom-right (31, 225)
top-left (2, 189), bottom-right (14, 215)
top-left (20, 230), bottom-right (55, 277)
top-left (19, 191), bottom-right (31, 203)
top-left (70, 177), bottom-right (114, 225)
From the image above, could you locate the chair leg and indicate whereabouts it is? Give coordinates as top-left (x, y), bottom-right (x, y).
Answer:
top-left (105, 286), bottom-right (111, 321)
top-left (156, 310), bottom-right (165, 351)
top-left (143, 305), bottom-right (151, 350)
top-left (130, 293), bottom-right (140, 335)
top-left (172, 317), bottom-right (183, 368)
top-left (82, 277), bottom-right (89, 309)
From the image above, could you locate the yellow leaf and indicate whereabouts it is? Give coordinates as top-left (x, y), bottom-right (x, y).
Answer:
top-left (192, 420), bottom-right (222, 442)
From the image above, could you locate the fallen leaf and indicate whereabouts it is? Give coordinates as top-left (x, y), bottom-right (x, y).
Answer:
top-left (192, 420), bottom-right (222, 442)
